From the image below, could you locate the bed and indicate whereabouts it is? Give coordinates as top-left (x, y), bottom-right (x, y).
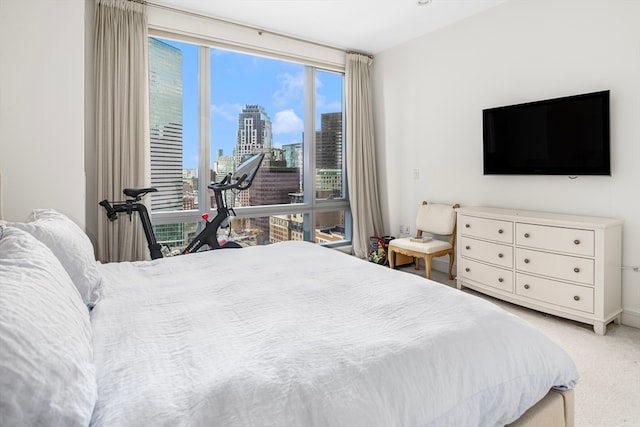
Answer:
top-left (0, 207), bottom-right (578, 427)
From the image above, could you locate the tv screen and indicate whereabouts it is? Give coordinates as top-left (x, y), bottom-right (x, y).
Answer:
top-left (483, 90), bottom-right (610, 175)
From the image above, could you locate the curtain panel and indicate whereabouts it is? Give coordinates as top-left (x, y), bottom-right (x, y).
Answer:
top-left (95, 0), bottom-right (150, 262)
top-left (345, 53), bottom-right (384, 258)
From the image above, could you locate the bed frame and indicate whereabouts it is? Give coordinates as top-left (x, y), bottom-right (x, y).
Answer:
top-left (0, 171), bottom-right (574, 425)
top-left (509, 388), bottom-right (574, 427)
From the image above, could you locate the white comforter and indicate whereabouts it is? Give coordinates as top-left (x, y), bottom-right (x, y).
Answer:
top-left (90, 241), bottom-right (578, 427)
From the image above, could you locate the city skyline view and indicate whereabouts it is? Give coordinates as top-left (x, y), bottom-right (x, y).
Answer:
top-left (161, 38), bottom-right (343, 170)
top-left (148, 36), bottom-right (349, 250)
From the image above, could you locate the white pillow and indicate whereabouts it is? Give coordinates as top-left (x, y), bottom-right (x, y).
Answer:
top-left (0, 227), bottom-right (97, 426)
top-left (12, 209), bottom-right (101, 307)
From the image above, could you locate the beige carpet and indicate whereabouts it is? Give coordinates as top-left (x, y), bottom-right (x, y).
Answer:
top-left (398, 265), bottom-right (640, 426)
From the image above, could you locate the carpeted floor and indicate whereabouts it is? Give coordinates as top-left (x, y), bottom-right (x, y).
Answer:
top-left (398, 264), bottom-right (640, 426)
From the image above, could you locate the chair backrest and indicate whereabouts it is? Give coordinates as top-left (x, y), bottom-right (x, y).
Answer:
top-left (415, 202), bottom-right (459, 236)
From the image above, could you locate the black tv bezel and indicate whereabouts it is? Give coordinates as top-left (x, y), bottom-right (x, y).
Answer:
top-left (482, 90), bottom-right (611, 176)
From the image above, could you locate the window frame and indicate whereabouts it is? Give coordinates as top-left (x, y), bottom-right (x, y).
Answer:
top-left (147, 30), bottom-right (351, 248)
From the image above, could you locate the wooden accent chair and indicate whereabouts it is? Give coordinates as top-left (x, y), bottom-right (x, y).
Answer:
top-left (388, 202), bottom-right (460, 280)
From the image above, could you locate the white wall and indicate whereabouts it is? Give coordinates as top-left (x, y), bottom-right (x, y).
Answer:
top-left (373, 0), bottom-right (640, 327)
top-left (0, 0), bottom-right (86, 227)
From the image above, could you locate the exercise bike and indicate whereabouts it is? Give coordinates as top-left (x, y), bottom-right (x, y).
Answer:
top-left (99, 153), bottom-right (264, 260)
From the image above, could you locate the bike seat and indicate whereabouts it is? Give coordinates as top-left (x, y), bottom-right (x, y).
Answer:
top-left (123, 187), bottom-right (158, 200)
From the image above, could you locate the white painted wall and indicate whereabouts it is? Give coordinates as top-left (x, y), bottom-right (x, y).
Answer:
top-left (372, 0), bottom-right (640, 327)
top-left (0, 0), bottom-right (86, 227)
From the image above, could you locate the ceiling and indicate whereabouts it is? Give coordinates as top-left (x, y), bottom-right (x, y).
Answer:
top-left (149, 0), bottom-right (508, 54)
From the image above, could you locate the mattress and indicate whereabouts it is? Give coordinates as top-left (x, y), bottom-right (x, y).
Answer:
top-left (90, 240), bottom-right (578, 426)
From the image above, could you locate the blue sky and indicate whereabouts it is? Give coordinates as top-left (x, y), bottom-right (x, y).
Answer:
top-left (162, 39), bottom-right (343, 169)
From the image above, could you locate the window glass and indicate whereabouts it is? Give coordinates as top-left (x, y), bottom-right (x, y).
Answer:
top-left (315, 69), bottom-right (344, 200)
top-left (148, 35), bottom-right (350, 248)
top-left (148, 38), bottom-right (199, 212)
top-left (315, 210), bottom-right (349, 244)
top-left (152, 221), bottom-right (199, 255)
top-left (210, 50), bottom-right (304, 208)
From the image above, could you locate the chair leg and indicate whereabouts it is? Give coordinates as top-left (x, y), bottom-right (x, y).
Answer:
top-left (389, 249), bottom-right (395, 269)
top-left (414, 257), bottom-right (420, 270)
top-left (424, 255), bottom-right (432, 280)
top-left (448, 253), bottom-right (455, 280)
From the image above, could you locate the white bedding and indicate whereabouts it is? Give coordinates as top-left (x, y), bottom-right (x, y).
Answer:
top-left (90, 241), bottom-right (578, 427)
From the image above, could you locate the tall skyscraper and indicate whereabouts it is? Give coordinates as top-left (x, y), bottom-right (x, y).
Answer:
top-left (316, 112), bottom-right (343, 198)
top-left (234, 105), bottom-right (272, 168)
top-left (149, 37), bottom-right (183, 212)
top-left (148, 38), bottom-right (187, 251)
top-left (317, 112), bottom-right (342, 170)
top-left (233, 105), bottom-right (272, 207)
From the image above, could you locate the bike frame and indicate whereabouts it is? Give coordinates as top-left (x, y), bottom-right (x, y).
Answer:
top-left (99, 153), bottom-right (264, 260)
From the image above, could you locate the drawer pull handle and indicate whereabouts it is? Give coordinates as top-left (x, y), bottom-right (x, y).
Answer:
top-left (498, 278), bottom-right (504, 283)
top-left (574, 239), bottom-right (580, 245)
top-left (573, 295), bottom-right (580, 301)
top-left (498, 229), bottom-right (504, 234)
top-left (524, 258), bottom-right (530, 264)
top-left (524, 284), bottom-right (530, 290)
top-left (465, 268), bottom-right (470, 272)
top-left (465, 245), bottom-right (470, 250)
top-left (465, 224), bottom-right (470, 228)
top-left (574, 267), bottom-right (580, 273)
top-left (498, 253), bottom-right (504, 258)
top-left (524, 233), bottom-right (530, 238)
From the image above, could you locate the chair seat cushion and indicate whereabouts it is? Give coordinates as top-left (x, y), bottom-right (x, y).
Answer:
top-left (389, 237), bottom-right (452, 254)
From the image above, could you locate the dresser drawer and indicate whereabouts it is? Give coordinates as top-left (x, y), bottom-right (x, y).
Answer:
top-left (459, 215), bottom-right (513, 244)
top-left (459, 236), bottom-right (512, 269)
top-left (516, 273), bottom-right (594, 313)
top-left (458, 258), bottom-right (513, 293)
top-left (516, 223), bottom-right (594, 256)
top-left (515, 248), bottom-right (594, 285)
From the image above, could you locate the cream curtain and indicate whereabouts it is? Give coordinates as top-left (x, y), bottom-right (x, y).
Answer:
top-left (95, 0), bottom-right (150, 262)
top-left (345, 53), bottom-right (384, 258)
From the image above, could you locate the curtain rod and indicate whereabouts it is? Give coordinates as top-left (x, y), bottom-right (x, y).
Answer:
top-left (346, 50), bottom-right (373, 59)
top-left (145, 1), bottom-right (351, 54)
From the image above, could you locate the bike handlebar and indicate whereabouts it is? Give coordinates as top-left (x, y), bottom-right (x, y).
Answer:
top-left (99, 200), bottom-right (118, 221)
top-left (208, 173), bottom-right (248, 191)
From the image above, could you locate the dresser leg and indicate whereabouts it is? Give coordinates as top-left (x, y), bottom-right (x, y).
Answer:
top-left (593, 322), bottom-right (606, 335)
top-left (613, 314), bottom-right (621, 325)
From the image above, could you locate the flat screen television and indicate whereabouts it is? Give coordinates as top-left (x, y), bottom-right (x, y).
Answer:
top-left (483, 90), bottom-right (610, 175)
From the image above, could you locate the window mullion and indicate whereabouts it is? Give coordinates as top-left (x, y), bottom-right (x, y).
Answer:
top-left (198, 46), bottom-right (211, 213)
top-left (303, 65), bottom-right (316, 241)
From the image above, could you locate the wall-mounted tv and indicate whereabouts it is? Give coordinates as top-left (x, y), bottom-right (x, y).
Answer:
top-left (483, 90), bottom-right (610, 176)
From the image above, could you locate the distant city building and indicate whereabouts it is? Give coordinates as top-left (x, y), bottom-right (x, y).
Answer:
top-left (248, 148), bottom-right (300, 238)
top-left (233, 105), bottom-right (273, 207)
top-left (316, 112), bottom-right (343, 198)
top-left (270, 214), bottom-right (304, 243)
top-left (149, 37), bottom-right (183, 212)
top-left (149, 37), bottom-right (186, 249)
top-left (316, 169), bottom-right (342, 198)
top-left (214, 152), bottom-right (235, 208)
top-left (315, 225), bottom-right (345, 243)
top-left (282, 142), bottom-right (303, 190)
top-left (234, 104), bottom-right (272, 168)
top-left (249, 149), bottom-right (300, 205)
top-left (317, 112), bottom-right (342, 170)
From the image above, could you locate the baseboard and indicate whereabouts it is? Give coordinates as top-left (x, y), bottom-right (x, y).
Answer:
top-left (621, 308), bottom-right (640, 329)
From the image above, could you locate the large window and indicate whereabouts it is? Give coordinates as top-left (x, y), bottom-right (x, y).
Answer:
top-left (148, 36), bottom-right (350, 252)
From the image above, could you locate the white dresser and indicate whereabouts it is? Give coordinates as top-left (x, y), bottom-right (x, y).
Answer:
top-left (456, 207), bottom-right (622, 335)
